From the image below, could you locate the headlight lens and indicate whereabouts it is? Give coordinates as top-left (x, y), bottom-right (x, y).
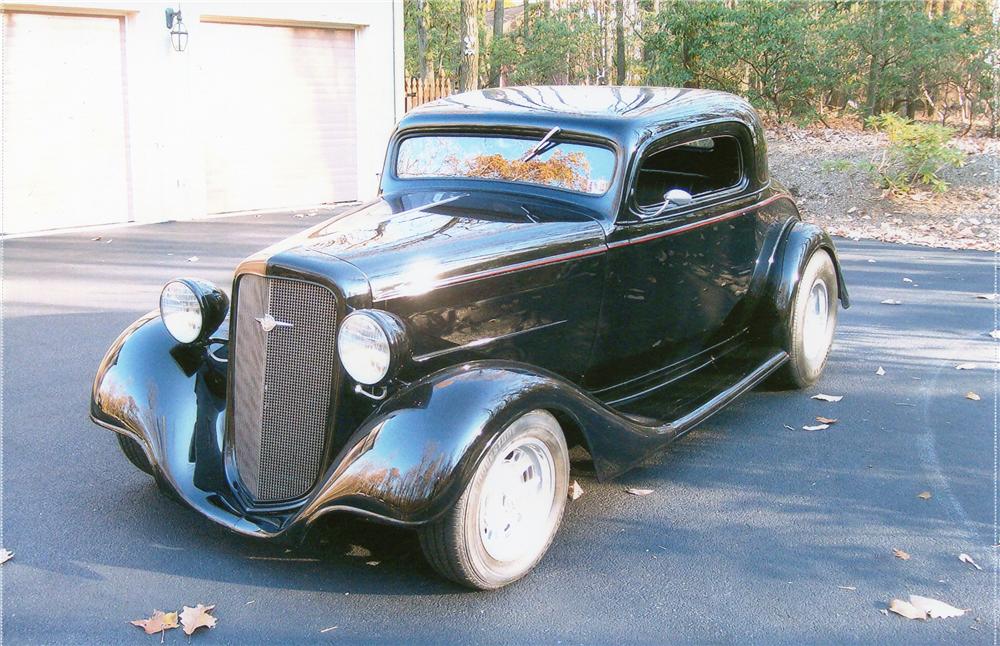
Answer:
top-left (159, 278), bottom-right (229, 344)
top-left (338, 310), bottom-right (409, 385)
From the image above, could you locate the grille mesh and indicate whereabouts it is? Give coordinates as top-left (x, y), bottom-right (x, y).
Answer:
top-left (231, 274), bottom-right (338, 503)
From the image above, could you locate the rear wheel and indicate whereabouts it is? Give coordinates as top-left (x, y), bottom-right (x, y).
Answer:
top-left (773, 249), bottom-right (838, 388)
top-left (116, 433), bottom-right (153, 475)
top-left (418, 410), bottom-right (569, 590)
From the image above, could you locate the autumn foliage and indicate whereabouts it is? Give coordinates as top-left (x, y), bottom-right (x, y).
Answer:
top-left (445, 151), bottom-right (592, 192)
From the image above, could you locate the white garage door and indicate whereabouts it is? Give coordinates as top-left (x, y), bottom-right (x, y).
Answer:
top-left (1, 12), bottom-right (130, 234)
top-left (200, 22), bottom-right (358, 214)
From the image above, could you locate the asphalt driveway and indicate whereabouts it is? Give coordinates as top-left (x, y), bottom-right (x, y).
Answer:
top-left (2, 211), bottom-right (996, 644)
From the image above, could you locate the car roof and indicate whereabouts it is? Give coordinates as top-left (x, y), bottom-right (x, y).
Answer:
top-left (397, 86), bottom-right (762, 147)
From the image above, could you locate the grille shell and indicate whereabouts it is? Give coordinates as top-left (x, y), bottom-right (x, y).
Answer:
top-left (230, 274), bottom-right (339, 503)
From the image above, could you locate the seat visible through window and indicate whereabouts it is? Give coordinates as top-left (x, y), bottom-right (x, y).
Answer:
top-left (635, 136), bottom-right (742, 208)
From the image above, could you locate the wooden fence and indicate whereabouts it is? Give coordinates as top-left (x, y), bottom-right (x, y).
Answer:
top-left (404, 75), bottom-right (455, 112)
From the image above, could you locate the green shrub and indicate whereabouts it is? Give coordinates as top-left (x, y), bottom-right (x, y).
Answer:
top-left (821, 159), bottom-right (855, 173)
top-left (865, 113), bottom-right (964, 193)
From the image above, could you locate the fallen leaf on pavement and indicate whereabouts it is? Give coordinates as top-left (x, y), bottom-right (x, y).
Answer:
top-left (625, 488), bottom-right (653, 496)
top-left (888, 598), bottom-right (926, 620)
top-left (893, 548), bottom-right (911, 560)
top-left (959, 553), bottom-right (982, 570)
top-left (990, 330), bottom-right (1000, 340)
top-left (976, 293), bottom-right (998, 301)
top-left (881, 299), bottom-right (902, 305)
top-left (320, 625), bottom-right (338, 633)
top-left (568, 480), bottom-right (584, 501)
top-left (131, 610), bottom-right (179, 635)
top-left (966, 392), bottom-right (981, 401)
top-left (366, 561), bottom-right (380, 566)
top-left (180, 604), bottom-right (217, 636)
top-left (811, 393), bottom-right (843, 402)
top-left (803, 424), bottom-right (830, 431)
top-left (838, 585), bottom-right (857, 591)
top-left (955, 363), bottom-right (976, 370)
top-left (186, 256), bottom-right (199, 263)
top-left (0, 549), bottom-right (13, 565)
top-left (903, 278), bottom-right (912, 283)
top-left (783, 424), bottom-right (795, 430)
top-left (815, 416), bottom-right (837, 424)
top-left (875, 366), bottom-right (885, 376)
top-left (917, 491), bottom-right (932, 500)
top-left (908, 595), bottom-right (967, 619)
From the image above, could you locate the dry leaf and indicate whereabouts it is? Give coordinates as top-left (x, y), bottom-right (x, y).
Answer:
top-left (130, 610), bottom-right (179, 635)
top-left (990, 330), bottom-right (1000, 340)
top-left (902, 277), bottom-right (912, 283)
top-left (0, 548), bottom-right (13, 565)
top-left (959, 553), bottom-right (982, 570)
top-left (893, 548), bottom-right (911, 560)
top-left (625, 488), bottom-right (653, 496)
top-left (568, 480), bottom-right (584, 501)
top-left (976, 293), bottom-right (998, 301)
top-left (365, 560), bottom-right (380, 566)
top-left (180, 604), bottom-right (217, 636)
top-left (917, 491), bottom-right (932, 500)
top-left (955, 363), bottom-right (976, 370)
top-left (815, 416), bottom-right (837, 424)
top-left (838, 585), bottom-right (857, 591)
top-left (908, 595), bottom-right (967, 619)
top-left (888, 598), bottom-right (927, 620)
top-left (186, 256), bottom-right (199, 263)
top-left (783, 424), bottom-right (795, 430)
top-left (811, 393), bottom-right (843, 402)
top-left (875, 366), bottom-right (885, 376)
top-left (966, 392), bottom-right (981, 401)
top-left (320, 625), bottom-right (339, 633)
top-left (803, 424), bottom-right (830, 431)
top-left (881, 299), bottom-right (902, 305)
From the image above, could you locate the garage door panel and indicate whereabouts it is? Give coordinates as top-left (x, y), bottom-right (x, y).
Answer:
top-left (2, 12), bottom-right (130, 234)
top-left (200, 22), bottom-right (357, 213)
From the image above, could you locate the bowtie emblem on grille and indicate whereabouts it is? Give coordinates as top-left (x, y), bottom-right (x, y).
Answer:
top-left (255, 313), bottom-right (294, 332)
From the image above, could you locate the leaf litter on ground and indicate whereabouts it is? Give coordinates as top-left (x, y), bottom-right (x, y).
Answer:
top-left (625, 488), bottom-right (654, 496)
top-left (811, 393), bottom-right (843, 402)
top-left (959, 553), bottom-right (982, 570)
top-left (568, 480), bottom-right (584, 501)
top-left (888, 595), bottom-right (968, 620)
top-left (180, 604), bottom-right (217, 636)
top-left (893, 548), bottom-right (911, 560)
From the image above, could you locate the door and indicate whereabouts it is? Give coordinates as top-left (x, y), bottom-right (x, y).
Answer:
top-left (199, 21), bottom-right (358, 213)
top-left (587, 125), bottom-right (761, 392)
top-left (1, 11), bottom-right (130, 234)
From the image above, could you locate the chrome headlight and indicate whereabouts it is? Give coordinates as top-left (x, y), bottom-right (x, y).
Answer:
top-left (159, 278), bottom-right (229, 344)
top-left (337, 310), bottom-right (409, 385)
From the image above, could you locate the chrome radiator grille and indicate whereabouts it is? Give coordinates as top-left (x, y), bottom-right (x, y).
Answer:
top-left (231, 274), bottom-right (339, 503)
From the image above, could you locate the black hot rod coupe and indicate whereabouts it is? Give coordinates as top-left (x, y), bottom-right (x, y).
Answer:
top-left (92, 86), bottom-right (848, 589)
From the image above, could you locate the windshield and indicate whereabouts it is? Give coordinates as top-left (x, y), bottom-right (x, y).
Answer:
top-left (395, 134), bottom-right (616, 195)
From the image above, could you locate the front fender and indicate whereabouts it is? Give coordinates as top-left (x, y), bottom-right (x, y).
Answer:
top-left (297, 361), bottom-right (664, 528)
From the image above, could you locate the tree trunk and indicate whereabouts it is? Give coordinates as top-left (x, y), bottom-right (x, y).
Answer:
top-left (416, 0), bottom-right (429, 80)
top-left (459, 0), bottom-right (480, 92)
top-left (490, 0), bottom-right (504, 87)
top-left (615, 0), bottom-right (626, 84)
top-left (863, 2), bottom-right (884, 125)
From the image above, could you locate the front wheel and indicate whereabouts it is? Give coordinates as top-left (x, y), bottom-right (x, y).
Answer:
top-left (418, 410), bottom-right (569, 590)
top-left (773, 249), bottom-right (839, 388)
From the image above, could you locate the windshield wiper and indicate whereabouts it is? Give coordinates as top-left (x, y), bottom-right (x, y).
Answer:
top-left (518, 126), bottom-right (562, 163)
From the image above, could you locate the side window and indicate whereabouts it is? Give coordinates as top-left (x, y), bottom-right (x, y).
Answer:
top-left (634, 135), bottom-right (743, 210)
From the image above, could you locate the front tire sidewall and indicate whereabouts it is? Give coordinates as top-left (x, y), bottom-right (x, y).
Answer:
top-left (784, 249), bottom-right (838, 388)
top-left (463, 411), bottom-right (568, 586)
top-left (422, 409), bottom-right (569, 590)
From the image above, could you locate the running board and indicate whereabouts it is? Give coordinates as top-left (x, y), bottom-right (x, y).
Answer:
top-left (663, 350), bottom-right (788, 442)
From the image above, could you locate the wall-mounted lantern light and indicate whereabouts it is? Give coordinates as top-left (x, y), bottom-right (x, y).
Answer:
top-left (165, 8), bottom-right (188, 52)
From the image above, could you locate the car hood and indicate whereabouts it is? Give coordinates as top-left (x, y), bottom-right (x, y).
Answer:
top-left (256, 190), bottom-right (608, 302)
